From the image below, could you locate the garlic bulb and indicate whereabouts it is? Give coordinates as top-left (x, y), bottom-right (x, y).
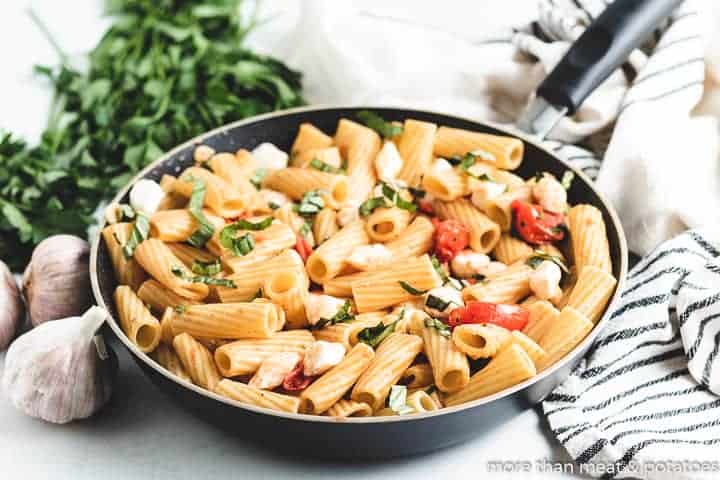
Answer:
top-left (0, 260), bottom-right (23, 351)
top-left (22, 235), bottom-right (92, 327)
top-left (2, 306), bottom-right (117, 424)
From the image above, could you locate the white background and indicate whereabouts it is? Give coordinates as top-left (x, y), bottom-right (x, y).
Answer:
top-left (1, 1), bottom-right (718, 479)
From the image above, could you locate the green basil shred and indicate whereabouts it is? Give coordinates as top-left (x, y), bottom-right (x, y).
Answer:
top-left (525, 249), bottom-right (569, 273)
top-left (191, 259), bottom-right (222, 276)
top-left (425, 294), bottom-right (454, 312)
top-left (171, 265), bottom-right (236, 288)
top-left (356, 110), bottom-right (402, 139)
top-left (312, 300), bottom-right (355, 330)
top-left (122, 212), bottom-right (150, 259)
top-left (309, 158), bottom-right (344, 174)
top-left (185, 177), bottom-right (215, 248)
top-left (296, 190), bottom-right (325, 216)
top-left (398, 281), bottom-right (428, 296)
top-left (424, 317), bottom-right (451, 338)
top-left (250, 168), bottom-right (268, 190)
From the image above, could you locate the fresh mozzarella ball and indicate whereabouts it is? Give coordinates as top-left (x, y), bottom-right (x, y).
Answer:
top-left (251, 142), bottom-right (289, 170)
top-left (470, 181), bottom-right (506, 210)
top-left (450, 250), bottom-right (491, 278)
top-left (259, 189), bottom-right (291, 209)
top-left (346, 244), bottom-right (392, 271)
top-left (303, 341), bottom-right (346, 376)
top-left (529, 260), bottom-right (563, 300)
top-left (304, 294), bottom-right (348, 327)
top-left (432, 158), bottom-right (454, 172)
top-left (533, 175), bottom-right (567, 213)
top-left (129, 179), bottom-right (165, 215)
top-left (374, 141), bottom-right (404, 182)
top-left (248, 352), bottom-right (302, 390)
top-left (423, 286), bottom-right (464, 318)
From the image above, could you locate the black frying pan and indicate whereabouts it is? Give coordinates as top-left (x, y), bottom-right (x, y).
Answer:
top-left (89, 0), bottom-right (682, 458)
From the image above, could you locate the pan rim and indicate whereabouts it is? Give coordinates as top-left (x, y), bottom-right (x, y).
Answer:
top-left (90, 104), bottom-right (628, 424)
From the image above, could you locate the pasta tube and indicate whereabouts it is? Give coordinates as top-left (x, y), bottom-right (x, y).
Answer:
top-left (313, 208), bottom-right (339, 245)
top-left (173, 332), bottom-right (221, 390)
top-left (151, 343), bottom-right (192, 382)
top-left (326, 399), bottom-right (373, 418)
top-left (421, 319), bottom-right (470, 393)
top-left (462, 262), bottom-right (532, 304)
top-left (215, 221), bottom-right (297, 272)
top-left (214, 330), bottom-right (315, 377)
top-left (137, 279), bottom-right (201, 314)
top-left (264, 270), bottom-right (309, 329)
top-left (365, 206), bottom-right (412, 243)
top-left (300, 343), bottom-right (375, 414)
top-left (291, 123), bottom-right (334, 158)
top-left (262, 168), bottom-right (349, 209)
top-left (165, 302), bottom-right (284, 340)
top-left (293, 146), bottom-right (343, 169)
top-left (522, 300), bottom-right (560, 344)
top-left (306, 221), bottom-right (369, 284)
top-left (492, 234), bottom-right (534, 265)
top-left (351, 255), bottom-right (443, 312)
top-left (114, 285), bottom-right (162, 352)
top-left (384, 216), bottom-right (435, 259)
top-left (483, 186), bottom-right (532, 232)
top-left (421, 161), bottom-right (470, 201)
top-left (400, 363), bottom-right (435, 389)
top-left (216, 249), bottom-right (305, 302)
top-left (510, 331), bottom-right (546, 366)
top-left (537, 306), bottom-right (593, 371)
top-left (396, 119), bottom-right (437, 187)
top-left (311, 314), bottom-right (386, 350)
top-left (149, 209), bottom-right (224, 243)
top-left (216, 379), bottom-right (300, 413)
top-left (567, 204), bottom-right (612, 275)
top-left (208, 151), bottom-right (257, 192)
top-left (335, 119), bottom-right (380, 204)
top-left (102, 223), bottom-right (147, 290)
top-left (174, 167), bottom-right (247, 218)
top-left (406, 390), bottom-right (440, 412)
top-left (451, 323), bottom-right (511, 359)
top-left (133, 238), bottom-right (210, 301)
top-left (434, 198), bottom-right (500, 253)
top-left (351, 333), bottom-right (424, 409)
top-left (565, 266), bottom-right (617, 323)
top-left (445, 344), bottom-right (536, 406)
top-left (434, 126), bottom-right (524, 170)
top-left (166, 242), bottom-right (218, 268)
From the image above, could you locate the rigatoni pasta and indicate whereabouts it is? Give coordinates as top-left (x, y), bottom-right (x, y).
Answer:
top-left (104, 111), bottom-right (616, 416)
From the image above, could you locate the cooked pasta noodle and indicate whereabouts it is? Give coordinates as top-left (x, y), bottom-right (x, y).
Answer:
top-left (434, 198), bottom-right (500, 253)
top-left (434, 126), bottom-right (524, 170)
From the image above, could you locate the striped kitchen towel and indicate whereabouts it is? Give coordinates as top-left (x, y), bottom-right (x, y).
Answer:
top-left (543, 229), bottom-right (720, 479)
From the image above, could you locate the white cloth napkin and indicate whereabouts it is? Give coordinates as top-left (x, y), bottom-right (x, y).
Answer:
top-left (279, 0), bottom-right (718, 256)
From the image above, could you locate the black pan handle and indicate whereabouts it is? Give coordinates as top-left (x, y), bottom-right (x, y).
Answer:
top-left (537, 0), bottom-right (683, 115)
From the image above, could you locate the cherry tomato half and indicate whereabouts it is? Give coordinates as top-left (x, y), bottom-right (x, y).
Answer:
top-left (282, 361), bottom-right (314, 391)
top-left (294, 234), bottom-right (312, 263)
top-left (510, 200), bottom-right (565, 245)
top-left (432, 218), bottom-right (470, 262)
top-left (447, 301), bottom-right (529, 331)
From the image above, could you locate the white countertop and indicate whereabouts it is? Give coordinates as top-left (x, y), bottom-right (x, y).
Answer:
top-left (0, 1), bottom-right (579, 478)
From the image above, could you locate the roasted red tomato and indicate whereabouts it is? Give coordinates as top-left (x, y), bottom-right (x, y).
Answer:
top-left (418, 198), bottom-right (434, 214)
top-left (510, 200), bottom-right (565, 245)
top-left (432, 219), bottom-right (470, 262)
top-left (282, 361), bottom-right (314, 391)
top-left (447, 301), bottom-right (529, 331)
top-left (294, 234), bottom-right (312, 263)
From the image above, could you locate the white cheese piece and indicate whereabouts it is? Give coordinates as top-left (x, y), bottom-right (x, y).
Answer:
top-left (470, 181), bottom-right (506, 210)
top-left (529, 260), bottom-right (563, 300)
top-left (251, 142), bottom-right (289, 170)
top-left (304, 293), bottom-right (348, 327)
top-left (346, 244), bottom-right (392, 271)
top-left (423, 286), bottom-right (464, 318)
top-left (432, 157), bottom-right (454, 172)
top-left (129, 179), bottom-right (165, 216)
top-left (248, 352), bottom-right (302, 390)
top-left (532, 175), bottom-right (567, 213)
top-left (450, 250), bottom-right (491, 278)
top-left (259, 189), bottom-right (291, 209)
top-left (374, 141), bottom-right (404, 182)
top-left (303, 341), bottom-right (346, 376)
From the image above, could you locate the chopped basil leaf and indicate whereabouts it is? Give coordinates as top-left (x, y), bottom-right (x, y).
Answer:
top-left (561, 170), bottom-right (575, 190)
top-left (388, 385), bottom-right (414, 415)
top-left (184, 177), bottom-right (215, 248)
top-left (430, 255), bottom-right (450, 283)
top-left (233, 217), bottom-right (273, 231)
top-left (455, 152), bottom-right (492, 181)
top-left (526, 249), bottom-right (569, 273)
top-left (424, 317), bottom-right (452, 337)
top-left (356, 110), bottom-right (403, 139)
top-left (174, 305), bottom-right (187, 314)
top-left (358, 319), bottom-right (397, 348)
top-left (219, 227), bottom-right (255, 256)
top-left (358, 196), bottom-right (389, 216)
top-left (118, 204), bottom-right (136, 221)
top-left (296, 190), bottom-right (325, 217)
top-left (312, 300), bottom-right (355, 330)
top-left (379, 181), bottom-right (417, 213)
top-left (122, 212), bottom-right (150, 259)
top-left (268, 201), bottom-right (280, 210)
top-left (444, 276), bottom-right (464, 291)
top-left (191, 259), bottom-right (222, 276)
top-left (171, 265), bottom-right (237, 288)
top-left (425, 294), bottom-right (454, 312)
top-left (250, 168), bottom-right (268, 190)
top-left (299, 219), bottom-right (312, 238)
top-left (309, 158), bottom-right (345, 174)
top-left (398, 280), bottom-right (428, 296)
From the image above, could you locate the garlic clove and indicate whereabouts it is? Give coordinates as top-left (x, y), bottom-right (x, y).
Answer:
top-left (2, 306), bottom-right (117, 424)
top-left (0, 260), bottom-right (24, 351)
top-left (22, 235), bottom-right (92, 327)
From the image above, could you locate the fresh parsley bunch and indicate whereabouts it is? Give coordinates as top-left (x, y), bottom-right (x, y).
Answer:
top-left (0, 0), bottom-right (304, 270)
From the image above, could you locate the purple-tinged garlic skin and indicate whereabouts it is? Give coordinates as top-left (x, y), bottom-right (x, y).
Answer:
top-left (0, 260), bottom-right (23, 351)
top-left (2, 307), bottom-right (117, 424)
top-left (22, 235), bottom-right (92, 327)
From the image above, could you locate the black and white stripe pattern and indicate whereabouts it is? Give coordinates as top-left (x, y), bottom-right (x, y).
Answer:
top-left (544, 230), bottom-right (720, 479)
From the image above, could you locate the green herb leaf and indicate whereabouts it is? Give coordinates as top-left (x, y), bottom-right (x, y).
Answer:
top-left (312, 300), bottom-right (355, 330)
top-left (561, 170), bottom-right (575, 190)
top-left (358, 320), bottom-right (398, 348)
top-left (398, 281), bottom-right (428, 296)
top-left (424, 317), bottom-right (452, 337)
top-left (174, 305), bottom-right (187, 314)
top-left (425, 294), bottom-right (456, 312)
top-left (358, 196), bottom-right (389, 216)
top-left (171, 265), bottom-right (237, 288)
top-left (454, 152), bottom-right (492, 181)
top-left (379, 181), bottom-right (417, 213)
top-left (430, 255), bottom-right (450, 283)
top-left (233, 217), bottom-right (274, 231)
top-left (184, 177), bottom-right (215, 248)
top-left (296, 190), bottom-right (325, 217)
top-left (191, 259), bottom-right (222, 276)
top-left (525, 249), bottom-right (569, 273)
top-left (122, 212), bottom-right (150, 259)
top-left (221, 232), bottom-right (255, 257)
top-left (309, 158), bottom-right (344, 174)
top-left (388, 385), bottom-right (414, 415)
top-left (356, 110), bottom-right (402, 139)
top-left (250, 168), bottom-right (268, 190)
top-left (118, 204), bottom-right (136, 221)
